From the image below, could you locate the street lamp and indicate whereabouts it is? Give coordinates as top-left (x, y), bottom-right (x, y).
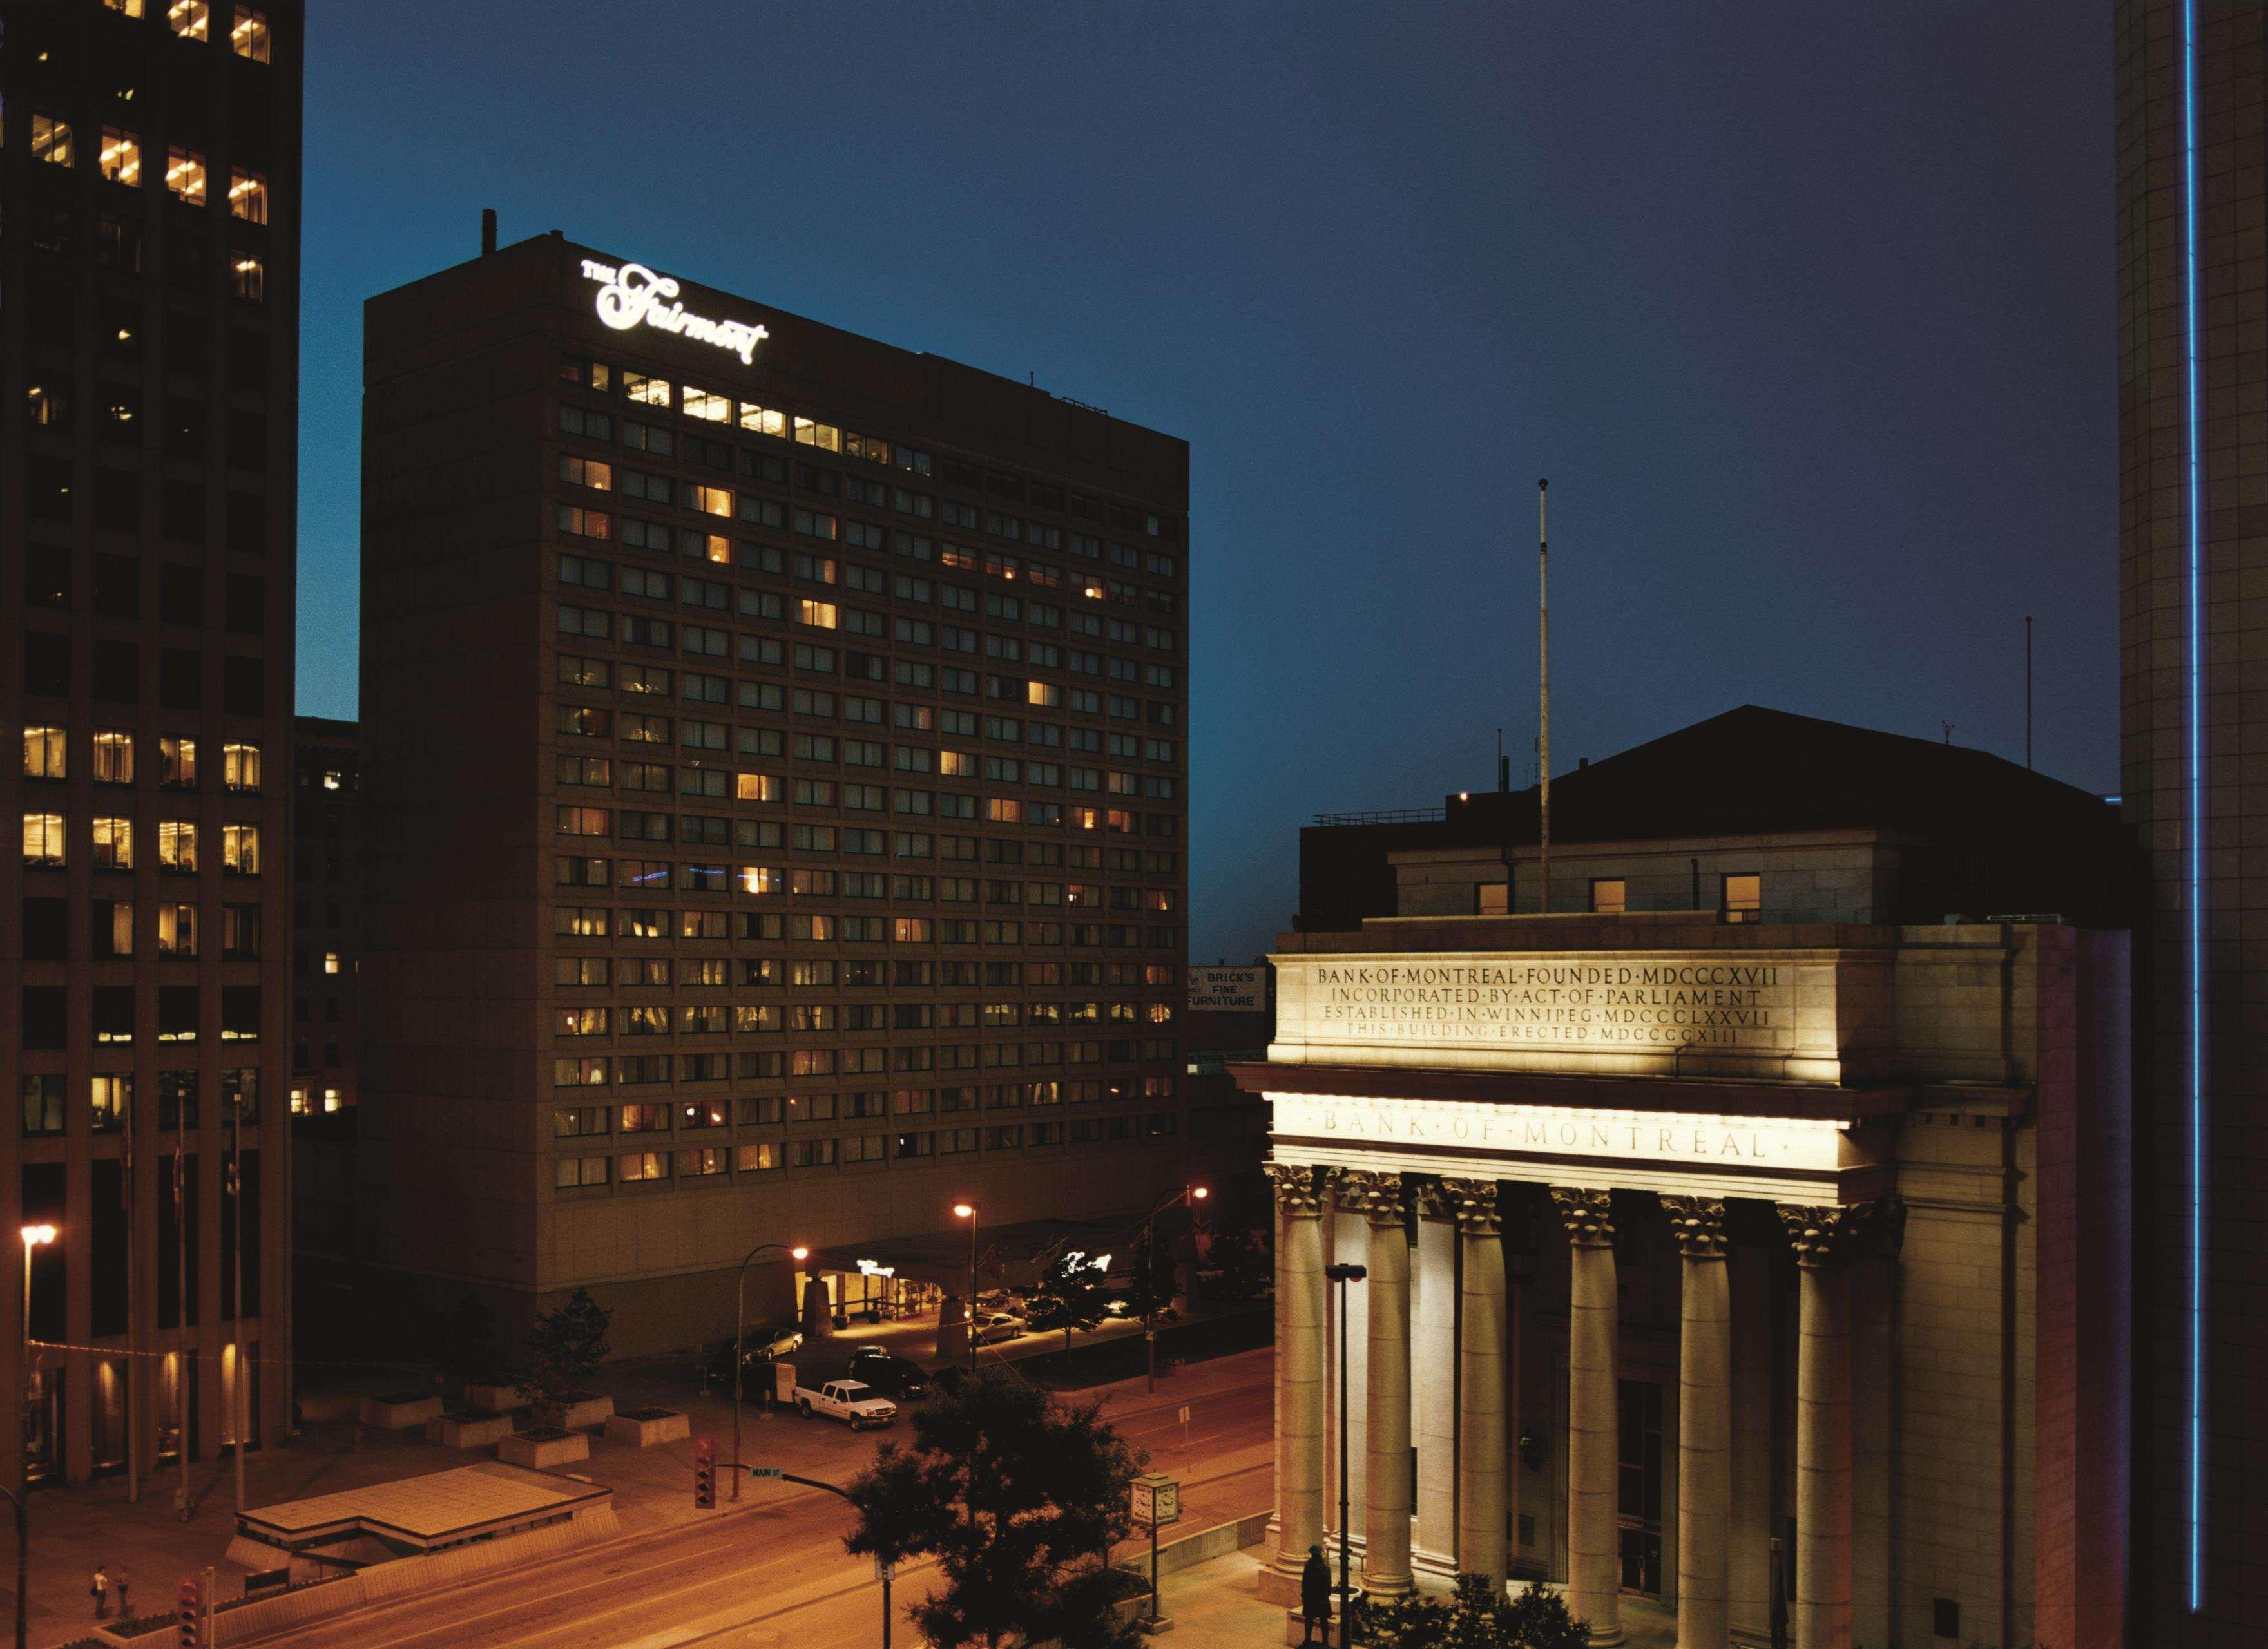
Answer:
top-left (1324, 1261), bottom-right (1366, 1649)
top-left (729, 1241), bottom-right (809, 1502)
top-left (14, 1223), bottom-right (56, 1649)
top-left (1140, 1185), bottom-right (1207, 1393)
top-left (952, 1204), bottom-right (978, 1373)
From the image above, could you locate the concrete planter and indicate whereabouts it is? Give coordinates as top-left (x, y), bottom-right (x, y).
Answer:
top-left (604, 1409), bottom-right (690, 1448)
top-left (428, 1413), bottom-right (513, 1450)
top-left (463, 1383), bottom-right (523, 1415)
top-left (297, 1393), bottom-right (358, 1424)
top-left (557, 1393), bottom-right (615, 1431)
top-left (358, 1394), bottom-right (443, 1429)
top-left (499, 1430), bottom-right (590, 1469)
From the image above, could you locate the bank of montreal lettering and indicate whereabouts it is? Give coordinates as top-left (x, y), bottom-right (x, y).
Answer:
top-left (1273, 1095), bottom-right (1820, 1167)
top-left (1310, 961), bottom-right (1785, 1049)
top-left (579, 259), bottom-right (769, 365)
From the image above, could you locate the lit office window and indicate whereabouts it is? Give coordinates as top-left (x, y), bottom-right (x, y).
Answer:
top-left (157, 905), bottom-right (197, 957)
top-left (158, 821), bottom-right (199, 872)
top-left (221, 823), bottom-right (260, 875)
top-left (23, 727), bottom-right (66, 780)
top-left (21, 815), bottom-right (66, 868)
top-left (231, 255), bottom-right (265, 303)
top-left (99, 128), bottom-right (142, 187)
top-left (91, 818), bottom-right (134, 872)
top-left (323, 1089), bottom-right (341, 1113)
top-left (230, 6), bottom-right (271, 61)
top-left (227, 167), bottom-right (267, 224)
top-left (166, 148), bottom-right (207, 205)
top-left (793, 417), bottom-right (841, 452)
top-left (160, 736), bottom-right (198, 789)
top-left (1721, 873), bottom-right (1762, 924)
top-left (104, 1), bottom-right (148, 16)
top-left (91, 1077), bottom-right (132, 1132)
top-left (93, 731), bottom-right (135, 784)
top-left (223, 741), bottom-right (262, 792)
top-left (31, 115), bottom-right (75, 168)
top-left (168, 0), bottom-right (210, 41)
top-left (323, 952), bottom-right (340, 976)
top-left (1590, 879), bottom-right (1628, 915)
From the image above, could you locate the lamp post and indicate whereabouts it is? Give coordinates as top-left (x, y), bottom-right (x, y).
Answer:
top-left (16, 1223), bottom-right (56, 1649)
top-left (729, 1241), bottom-right (809, 1502)
top-left (952, 1204), bottom-right (978, 1373)
top-left (1323, 1261), bottom-right (1366, 1649)
top-left (1141, 1184), bottom-right (1207, 1393)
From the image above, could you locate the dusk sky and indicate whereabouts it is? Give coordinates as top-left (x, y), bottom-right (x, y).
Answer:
top-left (297, 3), bottom-right (2113, 962)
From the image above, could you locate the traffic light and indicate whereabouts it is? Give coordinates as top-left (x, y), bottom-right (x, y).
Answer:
top-left (177, 1577), bottom-right (201, 1649)
top-left (695, 1435), bottom-right (716, 1508)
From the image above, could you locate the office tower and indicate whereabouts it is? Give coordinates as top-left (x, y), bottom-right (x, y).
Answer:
top-left (1, 0), bottom-right (298, 1483)
top-left (358, 233), bottom-right (1190, 1353)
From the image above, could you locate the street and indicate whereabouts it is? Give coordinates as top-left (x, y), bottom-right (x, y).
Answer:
top-left (236, 1348), bottom-right (1273, 1649)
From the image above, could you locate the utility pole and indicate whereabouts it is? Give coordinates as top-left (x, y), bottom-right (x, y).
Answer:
top-left (1537, 479), bottom-right (1551, 917)
top-left (1325, 1262), bottom-right (1367, 1649)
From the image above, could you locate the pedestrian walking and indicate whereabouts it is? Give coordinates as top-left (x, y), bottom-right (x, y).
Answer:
top-left (1299, 1544), bottom-right (1332, 1645)
top-left (90, 1564), bottom-right (110, 1620)
top-left (115, 1572), bottom-right (130, 1619)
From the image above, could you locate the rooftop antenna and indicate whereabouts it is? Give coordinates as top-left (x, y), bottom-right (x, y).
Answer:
top-left (1497, 727), bottom-right (1509, 794)
top-left (1943, 721), bottom-right (1954, 745)
top-left (2025, 615), bottom-right (2034, 770)
top-left (1537, 479), bottom-right (1551, 916)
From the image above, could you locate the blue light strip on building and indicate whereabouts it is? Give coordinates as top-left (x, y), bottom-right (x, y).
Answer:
top-left (2182, 0), bottom-right (2204, 1614)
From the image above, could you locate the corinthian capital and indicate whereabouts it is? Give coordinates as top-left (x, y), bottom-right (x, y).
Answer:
top-left (1338, 1169), bottom-right (1407, 1226)
top-left (1776, 1201), bottom-right (1873, 1270)
top-left (1660, 1194), bottom-right (1728, 1259)
top-left (1434, 1176), bottom-right (1501, 1237)
top-left (1265, 1161), bottom-right (1325, 1219)
top-left (1549, 1185), bottom-right (1616, 1248)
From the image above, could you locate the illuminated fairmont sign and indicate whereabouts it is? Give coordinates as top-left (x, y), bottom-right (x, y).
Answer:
top-left (579, 259), bottom-right (770, 365)
top-left (1269, 949), bottom-right (1867, 1082)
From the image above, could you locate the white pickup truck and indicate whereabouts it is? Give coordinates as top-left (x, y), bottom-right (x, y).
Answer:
top-left (793, 1377), bottom-right (898, 1431)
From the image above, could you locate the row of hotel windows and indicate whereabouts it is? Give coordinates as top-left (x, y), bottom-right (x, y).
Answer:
top-left (19, 984), bottom-right (262, 1047)
top-left (21, 1067), bottom-right (259, 1138)
top-left (554, 1044), bottom-right (1176, 1088)
top-left (23, 897), bottom-right (259, 961)
top-left (31, 118), bottom-right (271, 224)
top-left (99, 0), bottom-right (273, 56)
top-left (1474, 874), bottom-right (1763, 921)
top-left (559, 1112), bottom-right (1180, 1190)
top-left (557, 861), bottom-right (1171, 909)
top-left (554, 541), bottom-right (1179, 660)
top-left (555, 957), bottom-right (1175, 989)
top-left (23, 729), bottom-right (262, 789)
top-left (559, 1083), bottom-right (1175, 1138)
top-left (554, 433), bottom-right (1180, 598)
top-left (548, 901), bottom-right (1178, 951)
top-left (21, 816), bottom-right (260, 873)
top-left (553, 1002), bottom-right (1176, 1037)
top-left (558, 363), bottom-right (1183, 552)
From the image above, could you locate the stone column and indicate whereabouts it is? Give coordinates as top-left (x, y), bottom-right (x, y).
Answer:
top-left (1412, 1181), bottom-right (1460, 1574)
top-left (1344, 1170), bottom-right (1416, 1600)
top-left (1780, 1204), bottom-right (1867, 1649)
top-left (1851, 1201), bottom-right (1903, 1649)
top-left (1664, 1196), bottom-right (1731, 1649)
top-left (1552, 1186), bottom-right (1624, 1647)
top-left (1264, 1162), bottom-right (1330, 1606)
top-left (1441, 1177), bottom-right (1508, 1585)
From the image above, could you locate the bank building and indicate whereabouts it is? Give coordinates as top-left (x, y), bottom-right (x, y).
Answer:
top-left (1236, 709), bottom-right (2131, 1649)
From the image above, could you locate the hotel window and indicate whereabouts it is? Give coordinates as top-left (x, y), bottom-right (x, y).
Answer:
top-left (793, 417), bottom-right (841, 452)
top-left (559, 454), bottom-right (613, 491)
top-left (682, 386), bottom-right (730, 422)
top-left (618, 1152), bottom-right (669, 1183)
top-left (231, 254), bottom-right (266, 303)
top-left (790, 1138), bottom-right (837, 1168)
top-left (92, 819), bottom-right (134, 872)
top-left (623, 372), bottom-right (671, 408)
top-left (222, 824), bottom-right (260, 875)
top-left (23, 727), bottom-right (67, 780)
top-left (166, 148), bottom-right (207, 205)
top-left (676, 1147), bottom-right (727, 1178)
top-left (231, 6), bottom-right (271, 61)
top-left (168, 0), bottom-right (211, 39)
top-left (100, 129), bottom-right (142, 187)
top-left (1590, 878), bottom-right (1628, 915)
top-left (740, 403), bottom-right (787, 437)
top-left (223, 741), bottom-right (262, 792)
top-left (32, 115), bottom-right (75, 168)
top-left (690, 485), bottom-right (731, 517)
top-left (555, 1157), bottom-right (608, 1190)
top-left (228, 168), bottom-right (269, 224)
top-left (1720, 873), bottom-right (1762, 924)
top-left (735, 1142), bottom-right (782, 1173)
top-left (22, 815), bottom-right (66, 869)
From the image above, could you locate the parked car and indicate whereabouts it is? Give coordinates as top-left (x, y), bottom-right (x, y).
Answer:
top-left (698, 1322), bottom-right (804, 1391)
top-left (972, 1311), bottom-right (1026, 1345)
top-left (793, 1377), bottom-right (898, 1431)
top-left (844, 1347), bottom-right (930, 1400)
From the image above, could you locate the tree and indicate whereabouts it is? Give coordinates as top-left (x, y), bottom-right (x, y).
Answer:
top-left (845, 1367), bottom-right (1142, 1649)
top-left (1363, 1574), bottom-right (1588, 1649)
top-left (515, 1286), bottom-right (612, 1430)
top-left (1205, 1224), bottom-right (1270, 1304)
top-left (1025, 1246), bottom-right (1113, 1351)
top-left (1123, 1225), bottom-right (1180, 1323)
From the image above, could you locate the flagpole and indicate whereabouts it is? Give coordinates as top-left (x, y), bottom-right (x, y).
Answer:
top-left (1538, 479), bottom-right (1550, 916)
